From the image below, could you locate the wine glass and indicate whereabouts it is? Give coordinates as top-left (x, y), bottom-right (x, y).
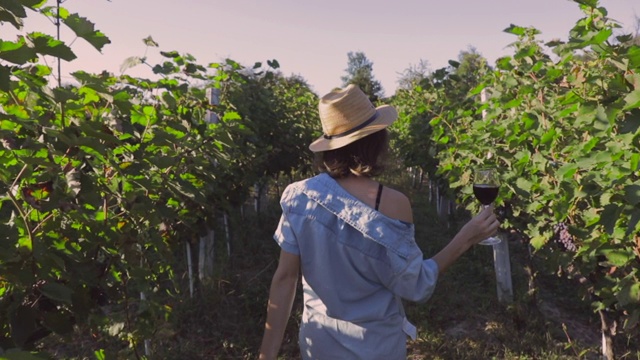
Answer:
top-left (473, 167), bottom-right (501, 245)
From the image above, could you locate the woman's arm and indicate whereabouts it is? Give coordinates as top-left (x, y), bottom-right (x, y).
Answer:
top-left (431, 205), bottom-right (499, 272)
top-left (258, 250), bottom-right (300, 360)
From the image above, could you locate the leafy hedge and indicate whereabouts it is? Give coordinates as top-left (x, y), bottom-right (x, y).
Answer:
top-left (390, 1), bottom-right (639, 356)
top-left (0, 1), bottom-right (318, 358)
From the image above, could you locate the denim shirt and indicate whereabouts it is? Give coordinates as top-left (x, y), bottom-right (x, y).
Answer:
top-left (274, 173), bottom-right (440, 360)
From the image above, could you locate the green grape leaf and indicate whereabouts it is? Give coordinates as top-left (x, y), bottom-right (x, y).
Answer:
top-left (63, 13), bottom-right (111, 52)
top-left (540, 128), bottom-right (557, 144)
top-left (556, 163), bottom-right (578, 180)
top-left (628, 45), bottom-right (640, 69)
top-left (2, 0), bottom-right (27, 18)
top-left (529, 234), bottom-right (548, 250)
top-left (516, 177), bottom-right (533, 192)
top-left (631, 153), bottom-right (640, 171)
top-left (0, 64), bottom-right (12, 91)
top-left (623, 90), bottom-right (640, 111)
top-left (624, 184), bottom-right (640, 205)
top-left (10, 306), bottom-right (36, 347)
top-left (503, 24), bottom-right (526, 36)
top-left (120, 56), bottom-right (143, 73)
top-left (29, 32), bottom-right (76, 61)
top-left (267, 59), bottom-right (280, 69)
top-left (586, 29), bottom-right (612, 46)
top-left (160, 50), bottom-right (180, 58)
top-left (0, 5), bottom-right (25, 29)
top-left (626, 208), bottom-right (640, 236)
top-left (601, 249), bottom-right (634, 267)
top-left (142, 35), bottom-right (158, 47)
top-left (40, 282), bottom-right (73, 303)
top-left (600, 204), bottom-right (622, 234)
top-left (0, 38), bottom-right (37, 64)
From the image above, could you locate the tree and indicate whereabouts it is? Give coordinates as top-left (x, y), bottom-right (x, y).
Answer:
top-left (341, 51), bottom-right (384, 102)
top-left (448, 46), bottom-right (491, 99)
top-left (396, 59), bottom-right (431, 90)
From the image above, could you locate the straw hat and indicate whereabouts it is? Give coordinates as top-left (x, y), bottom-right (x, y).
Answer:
top-left (309, 84), bottom-right (398, 152)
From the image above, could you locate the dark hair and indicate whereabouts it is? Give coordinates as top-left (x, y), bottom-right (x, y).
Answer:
top-left (314, 129), bottom-right (389, 179)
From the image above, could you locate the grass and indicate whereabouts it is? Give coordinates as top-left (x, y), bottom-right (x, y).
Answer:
top-left (38, 170), bottom-right (640, 359)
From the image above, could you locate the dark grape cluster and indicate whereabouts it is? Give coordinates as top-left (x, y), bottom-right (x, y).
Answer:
top-left (553, 222), bottom-right (577, 252)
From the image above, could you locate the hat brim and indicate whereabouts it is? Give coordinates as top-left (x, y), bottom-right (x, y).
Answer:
top-left (309, 105), bottom-right (398, 152)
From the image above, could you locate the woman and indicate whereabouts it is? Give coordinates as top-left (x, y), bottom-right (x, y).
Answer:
top-left (258, 85), bottom-right (499, 360)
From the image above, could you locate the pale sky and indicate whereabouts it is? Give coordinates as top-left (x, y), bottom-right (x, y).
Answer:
top-left (3, 0), bottom-right (639, 96)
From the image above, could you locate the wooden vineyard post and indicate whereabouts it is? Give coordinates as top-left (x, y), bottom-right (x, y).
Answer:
top-left (186, 241), bottom-right (194, 298)
top-left (197, 87), bottom-right (222, 284)
top-left (481, 88), bottom-right (513, 303)
top-left (198, 230), bottom-right (215, 284)
top-left (492, 236), bottom-right (513, 303)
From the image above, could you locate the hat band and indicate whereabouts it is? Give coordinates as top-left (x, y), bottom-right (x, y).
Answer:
top-left (323, 112), bottom-right (378, 140)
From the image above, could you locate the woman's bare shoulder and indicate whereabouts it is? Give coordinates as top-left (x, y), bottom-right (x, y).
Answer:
top-left (379, 186), bottom-right (413, 224)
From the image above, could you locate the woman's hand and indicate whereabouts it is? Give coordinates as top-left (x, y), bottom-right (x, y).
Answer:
top-left (258, 250), bottom-right (300, 360)
top-left (431, 205), bottom-right (500, 273)
top-left (459, 205), bottom-right (500, 246)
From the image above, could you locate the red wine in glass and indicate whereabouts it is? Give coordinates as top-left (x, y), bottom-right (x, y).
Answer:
top-left (473, 184), bottom-right (499, 206)
top-left (473, 168), bottom-right (501, 245)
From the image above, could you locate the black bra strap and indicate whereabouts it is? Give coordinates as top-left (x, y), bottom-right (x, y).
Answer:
top-left (375, 183), bottom-right (383, 211)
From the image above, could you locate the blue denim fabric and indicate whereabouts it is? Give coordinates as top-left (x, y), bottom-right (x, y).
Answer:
top-left (274, 173), bottom-right (440, 360)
